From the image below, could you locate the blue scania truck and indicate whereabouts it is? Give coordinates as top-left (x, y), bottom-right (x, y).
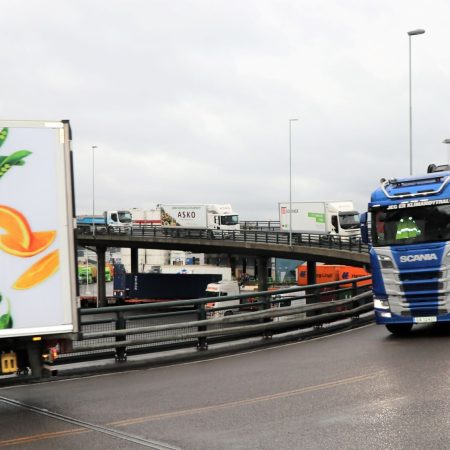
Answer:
top-left (360, 164), bottom-right (450, 335)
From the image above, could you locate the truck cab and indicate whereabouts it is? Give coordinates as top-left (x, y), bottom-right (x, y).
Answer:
top-left (208, 204), bottom-right (240, 234)
top-left (326, 202), bottom-right (360, 237)
top-left (205, 280), bottom-right (240, 317)
top-left (107, 210), bottom-right (132, 233)
top-left (361, 168), bottom-right (450, 334)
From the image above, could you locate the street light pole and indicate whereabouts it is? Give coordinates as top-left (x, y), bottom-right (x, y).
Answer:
top-left (443, 139), bottom-right (450, 166)
top-left (92, 145), bottom-right (97, 236)
top-left (289, 118), bottom-right (298, 246)
top-left (408, 28), bottom-right (425, 176)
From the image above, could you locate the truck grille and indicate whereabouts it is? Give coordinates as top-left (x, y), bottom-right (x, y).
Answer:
top-left (402, 282), bottom-right (444, 293)
top-left (399, 270), bottom-right (442, 282)
top-left (401, 309), bottom-right (447, 317)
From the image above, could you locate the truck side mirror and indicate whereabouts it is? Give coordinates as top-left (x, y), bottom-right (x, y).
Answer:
top-left (360, 212), bottom-right (369, 244)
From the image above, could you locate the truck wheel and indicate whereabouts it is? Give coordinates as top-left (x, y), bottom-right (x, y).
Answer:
top-left (385, 323), bottom-right (413, 336)
top-left (107, 226), bottom-right (114, 234)
top-left (224, 310), bottom-right (233, 316)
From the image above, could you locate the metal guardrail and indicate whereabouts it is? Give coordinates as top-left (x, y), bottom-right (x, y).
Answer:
top-left (240, 220), bottom-right (281, 231)
top-left (77, 224), bottom-right (368, 254)
top-left (55, 277), bottom-right (373, 366)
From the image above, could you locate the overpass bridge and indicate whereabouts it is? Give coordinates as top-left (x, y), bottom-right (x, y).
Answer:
top-left (76, 225), bottom-right (370, 306)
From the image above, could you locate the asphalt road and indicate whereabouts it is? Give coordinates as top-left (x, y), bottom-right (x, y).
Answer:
top-left (1, 323), bottom-right (450, 449)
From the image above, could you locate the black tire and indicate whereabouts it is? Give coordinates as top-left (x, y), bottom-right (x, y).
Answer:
top-left (107, 226), bottom-right (114, 234)
top-left (224, 310), bottom-right (233, 316)
top-left (385, 323), bottom-right (413, 336)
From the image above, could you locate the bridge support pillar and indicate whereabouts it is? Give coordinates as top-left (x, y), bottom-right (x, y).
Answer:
top-left (97, 245), bottom-right (107, 308)
top-left (307, 261), bottom-right (316, 285)
top-left (131, 248), bottom-right (139, 274)
top-left (306, 260), bottom-right (319, 319)
top-left (257, 257), bottom-right (272, 338)
top-left (257, 257), bottom-right (269, 293)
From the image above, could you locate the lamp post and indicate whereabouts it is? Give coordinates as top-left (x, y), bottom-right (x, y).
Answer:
top-left (407, 28), bottom-right (425, 176)
top-left (289, 118), bottom-right (298, 246)
top-left (443, 139), bottom-right (450, 166)
top-left (92, 145), bottom-right (97, 236)
top-left (85, 248), bottom-right (91, 296)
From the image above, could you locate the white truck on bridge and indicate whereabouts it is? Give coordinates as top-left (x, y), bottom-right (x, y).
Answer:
top-left (131, 204), bottom-right (240, 232)
top-left (0, 120), bottom-right (78, 377)
top-left (77, 210), bottom-right (132, 234)
top-left (278, 201), bottom-right (360, 238)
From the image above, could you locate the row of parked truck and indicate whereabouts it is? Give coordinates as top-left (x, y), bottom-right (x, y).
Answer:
top-left (76, 201), bottom-right (361, 238)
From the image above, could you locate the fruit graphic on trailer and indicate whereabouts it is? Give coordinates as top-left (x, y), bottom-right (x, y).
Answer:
top-left (0, 205), bottom-right (56, 257)
top-left (13, 250), bottom-right (59, 290)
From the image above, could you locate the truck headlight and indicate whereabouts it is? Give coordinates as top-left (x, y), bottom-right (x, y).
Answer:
top-left (378, 255), bottom-right (394, 269)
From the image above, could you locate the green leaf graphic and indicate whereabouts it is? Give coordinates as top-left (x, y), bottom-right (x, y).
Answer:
top-left (2, 150), bottom-right (32, 165)
top-left (0, 313), bottom-right (12, 329)
top-left (0, 150), bottom-right (32, 179)
top-left (0, 128), bottom-right (8, 148)
top-left (0, 296), bottom-right (12, 330)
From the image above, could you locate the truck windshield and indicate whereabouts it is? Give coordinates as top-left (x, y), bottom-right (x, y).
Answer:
top-left (220, 215), bottom-right (239, 226)
top-left (371, 201), bottom-right (450, 246)
top-left (205, 291), bottom-right (220, 297)
top-left (339, 212), bottom-right (360, 230)
top-left (118, 211), bottom-right (132, 223)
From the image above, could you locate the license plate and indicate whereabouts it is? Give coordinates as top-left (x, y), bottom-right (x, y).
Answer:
top-left (414, 316), bottom-right (437, 323)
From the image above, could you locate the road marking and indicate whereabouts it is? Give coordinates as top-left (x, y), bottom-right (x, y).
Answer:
top-left (0, 396), bottom-right (179, 449)
top-left (110, 372), bottom-right (380, 427)
top-left (0, 369), bottom-right (380, 447)
top-left (0, 429), bottom-right (87, 447)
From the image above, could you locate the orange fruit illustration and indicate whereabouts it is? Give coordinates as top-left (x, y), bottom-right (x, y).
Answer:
top-left (0, 230), bottom-right (56, 257)
top-left (13, 250), bottom-right (59, 290)
top-left (0, 205), bottom-right (32, 249)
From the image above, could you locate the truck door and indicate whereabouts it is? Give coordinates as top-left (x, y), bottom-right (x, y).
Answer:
top-left (331, 215), bottom-right (338, 234)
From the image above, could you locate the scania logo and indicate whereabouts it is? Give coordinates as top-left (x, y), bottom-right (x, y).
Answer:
top-left (399, 253), bottom-right (438, 263)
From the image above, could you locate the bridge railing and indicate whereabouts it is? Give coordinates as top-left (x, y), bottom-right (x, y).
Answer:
top-left (53, 276), bottom-right (373, 366)
top-left (86, 224), bottom-right (369, 253)
top-left (240, 220), bottom-right (281, 231)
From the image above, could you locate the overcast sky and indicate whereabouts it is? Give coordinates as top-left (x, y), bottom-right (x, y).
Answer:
top-left (2, 1), bottom-right (450, 220)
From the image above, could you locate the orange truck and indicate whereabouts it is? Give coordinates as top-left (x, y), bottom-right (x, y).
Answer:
top-left (297, 264), bottom-right (370, 305)
top-left (297, 264), bottom-right (370, 287)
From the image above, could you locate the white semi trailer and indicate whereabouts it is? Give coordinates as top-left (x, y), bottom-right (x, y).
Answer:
top-left (0, 120), bottom-right (78, 377)
top-left (278, 201), bottom-right (360, 237)
top-left (131, 204), bottom-right (240, 231)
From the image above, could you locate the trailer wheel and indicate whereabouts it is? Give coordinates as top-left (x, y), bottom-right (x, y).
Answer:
top-left (385, 323), bottom-right (413, 336)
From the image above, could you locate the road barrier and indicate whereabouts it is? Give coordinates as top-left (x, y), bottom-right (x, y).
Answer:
top-left (77, 224), bottom-right (368, 253)
top-left (55, 277), bottom-right (373, 366)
